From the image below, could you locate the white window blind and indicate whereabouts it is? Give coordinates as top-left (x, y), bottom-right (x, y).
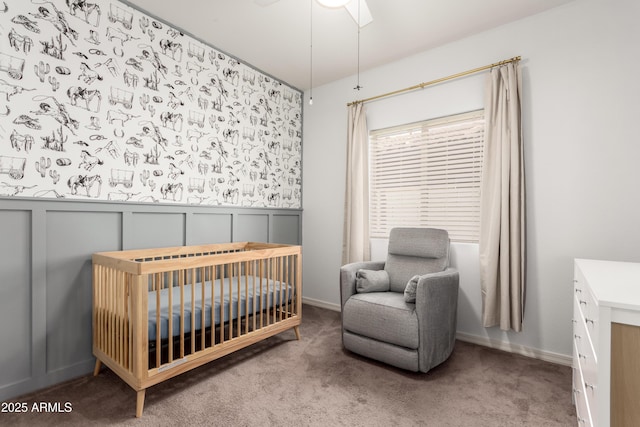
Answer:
top-left (369, 110), bottom-right (484, 243)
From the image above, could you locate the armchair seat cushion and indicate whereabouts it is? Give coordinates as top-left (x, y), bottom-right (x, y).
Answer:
top-left (342, 292), bottom-right (418, 349)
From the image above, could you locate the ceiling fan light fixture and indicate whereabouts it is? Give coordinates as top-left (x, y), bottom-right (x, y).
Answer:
top-left (316, 0), bottom-right (351, 8)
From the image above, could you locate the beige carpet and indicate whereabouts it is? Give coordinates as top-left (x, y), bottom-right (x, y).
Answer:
top-left (2, 305), bottom-right (576, 426)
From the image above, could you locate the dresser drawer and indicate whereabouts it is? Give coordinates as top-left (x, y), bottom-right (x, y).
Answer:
top-left (574, 332), bottom-right (598, 418)
top-left (573, 294), bottom-right (597, 361)
top-left (573, 366), bottom-right (593, 427)
top-left (574, 271), bottom-right (599, 356)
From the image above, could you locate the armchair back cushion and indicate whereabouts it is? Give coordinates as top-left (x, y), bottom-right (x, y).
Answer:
top-left (384, 228), bottom-right (450, 292)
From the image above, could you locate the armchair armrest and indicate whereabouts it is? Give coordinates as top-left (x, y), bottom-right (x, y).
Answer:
top-left (339, 260), bottom-right (385, 310)
top-left (415, 267), bottom-right (459, 372)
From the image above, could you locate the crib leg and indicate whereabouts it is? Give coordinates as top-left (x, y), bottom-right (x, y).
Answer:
top-left (93, 359), bottom-right (102, 376)
top-left (293, 326), bottom-right (301, 341)
top-left (135, 390), bottom-right (146, 418)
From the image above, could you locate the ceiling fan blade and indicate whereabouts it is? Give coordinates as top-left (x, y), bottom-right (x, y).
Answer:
top-left (255, 0), bottom-right (373, 27)
top-left (345, 0), bottom-right (373, 27)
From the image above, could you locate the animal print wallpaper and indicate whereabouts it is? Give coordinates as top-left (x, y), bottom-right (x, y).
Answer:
top-left (0, 0), bottom-right (303, 208)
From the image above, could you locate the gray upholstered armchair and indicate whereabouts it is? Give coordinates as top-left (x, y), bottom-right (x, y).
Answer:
top-left (339, 228), bottom-right (459, 373)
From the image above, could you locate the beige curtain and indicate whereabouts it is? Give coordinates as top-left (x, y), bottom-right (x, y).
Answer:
top-left (479, 62), bottom-right (525, 332)
top-left (342, 102), bottom-right (370, 264)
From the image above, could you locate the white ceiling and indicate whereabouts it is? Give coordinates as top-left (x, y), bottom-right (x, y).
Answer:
top-left (124, 0), bottom-right (575, 91)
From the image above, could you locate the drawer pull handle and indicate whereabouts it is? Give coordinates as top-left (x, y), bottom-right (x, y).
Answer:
top-left (579, 353), bottom-right (587, 360)
top-left (574, 334), bottom-right (581, 340)
top-left (585, 318), bottom-right (595, 325)
top-left (575, 288), bottom-right (582, 293)
top-left (573, 388), bottom-right (581, 395)
top-left (585, 382), bottom-right (596, 391)
top-left (579, 300), bottom-right (587, 306)
top-left (577, 417), bottom-right (586, 424)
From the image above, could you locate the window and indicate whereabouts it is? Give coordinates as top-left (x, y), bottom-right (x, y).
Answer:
top-left (369, 110), bottom-right (484, 243)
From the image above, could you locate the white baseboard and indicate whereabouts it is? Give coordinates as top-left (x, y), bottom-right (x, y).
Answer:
top-left (301, 297), bottom-right (572, 366)
top-left (302, 297), bottom-right (341, 312)
top-left (455, 332), bottom-right (573, 366)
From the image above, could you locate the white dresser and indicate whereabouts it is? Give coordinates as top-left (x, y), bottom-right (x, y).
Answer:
top-left (573, 259), bottom-right (640, 427)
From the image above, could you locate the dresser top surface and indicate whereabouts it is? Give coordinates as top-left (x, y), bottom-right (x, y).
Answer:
top-left (575, 258), bottom-right (640, 310)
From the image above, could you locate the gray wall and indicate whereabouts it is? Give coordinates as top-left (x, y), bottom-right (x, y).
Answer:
top-left (302, 0), bottom-right (640, 360)
top-left (0, 197), bottom-right (301, 400)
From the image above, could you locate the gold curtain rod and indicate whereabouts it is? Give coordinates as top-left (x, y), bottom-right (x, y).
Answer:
top-left (347, 56), bottom-right (521, 107)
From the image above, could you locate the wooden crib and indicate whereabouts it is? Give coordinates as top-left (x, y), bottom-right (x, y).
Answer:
top-left (92, 242), bottom-right (302, 417)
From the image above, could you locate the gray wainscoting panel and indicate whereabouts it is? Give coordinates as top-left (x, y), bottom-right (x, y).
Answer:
top-left (45, 211), bottom-right (122, 374)
top-left (0, 198), bottom-right (301, 401)
top-left (271, 214), bottom-right (302, 245)
top-left (130, 212), bottom-right (186, 249)
top-left (190, 213), bottom-right (233, 245)
top-left (0, 210), bottom-right (32, 387)
top-left (235, 214), bottom-right (269, 242)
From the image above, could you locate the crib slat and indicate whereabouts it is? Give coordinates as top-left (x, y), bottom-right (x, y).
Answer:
top-left (282, 256), bottom-right (286, 319)
top-left (154, 273), bottom-right (160, 369)
top-left (286, 256), bottom-right (291, 318)
top-left (126, 274), bottom-right (132, 371)
top-left (192, 268), bottom-right (197, 354)
top-left (274, 257), bottom-right (279, 322)
top-left (219, 265), bottom-right (225, 345)
top-left (117, 271), bottom-right (122, 366)
top-left (208, 265), bottom-right (214, 348)
top-left (288, 255), bottom-right (293, 317)
top-left (168, 272), bottom-right (173, 363)
top-left (228, 264), bottom-right (233, 340)
top-left (103, 267), bottom-right (109, 359)
top-left (122, 271), bottom-right (128, 367)
top-left (180, 270), bottom-right (185, 359)
top-left (115, 271), bottom-right (120, 366)
top-left (251, 260), bottom-right (257, 333)
top-left (120, 270), bottom-right (125, 366)
top-left (236, 262), bottom-right (241, 338)
top-left (105, 267), bottom-right (111, 357)
top-left (243, 261), bottom-right (248, 335)
top-left (108, 267), bottom-right (115, 360)
top-left (266, 259), bottom-right (271, 326)
top-left (114, 271), bottom-right (118, 365)
top-left (259, 260), bottom-right (264, 329)
top-left (278, 256), bottom-right (283, 322)
top-left (198, 266), bottom-right (203, 351)
top-left (100, 266), bottom-right (106, 353)
top-left (271, 257), bottom-right (276, 325)
top-left (284, 256), bottom-right (289, 320)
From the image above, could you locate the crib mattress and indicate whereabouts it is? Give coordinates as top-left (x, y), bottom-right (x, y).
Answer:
top-left (147, 277), bottom-right (293, 341)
